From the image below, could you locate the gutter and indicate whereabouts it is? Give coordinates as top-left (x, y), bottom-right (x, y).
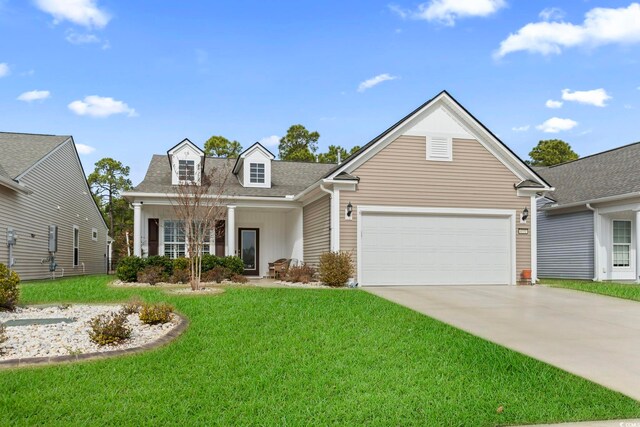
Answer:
top-left (0, 176), bottom-right (32, 194)
top-left (541, 192), bottom-right (640, 211)
top-left (122, 191), bottom-right (297, 202)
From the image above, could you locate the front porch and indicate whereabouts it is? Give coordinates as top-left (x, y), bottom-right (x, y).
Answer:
top-left (132, 202), bottom-right (303, 277)
top-left (594, 203), bottom-right (640, 282)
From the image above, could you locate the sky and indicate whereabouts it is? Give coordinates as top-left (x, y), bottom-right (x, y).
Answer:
top-left (1, 0), bottom-right (639, 183)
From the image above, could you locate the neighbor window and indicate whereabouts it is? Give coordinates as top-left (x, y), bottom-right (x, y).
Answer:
top-left (91, 228), bottom-right (98, 241)
top-left (73, 226), bottom-right (80, 266)
top-left (178, 160), bottom-right (195, 181)
top-left (249, 163), bottom-right (265, 184)
top-left (164, 220), bottom-right (186, 259)
top-left (613, 220), bottom-right (631, 267)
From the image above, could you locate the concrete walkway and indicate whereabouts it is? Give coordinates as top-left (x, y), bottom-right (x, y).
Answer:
top-left (366, 285), bottom-right (640, 401)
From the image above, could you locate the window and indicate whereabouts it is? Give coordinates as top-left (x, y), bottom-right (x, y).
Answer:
top-left (164, 220), bottom-right (186, 259)
top-left (178, 160), bottom-right (195, 181)
top-left (91, 228), bottom-right (98, 241)
top-left (73, 226), bottom-right (80, 266)
top-left (427, 136), bottom-right (452, 161)
top-left (249, 163), bottom-right (265, 184)
top-left (613, 220), bottom-right (631, 267)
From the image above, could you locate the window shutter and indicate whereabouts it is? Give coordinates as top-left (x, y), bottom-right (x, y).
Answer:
top-left (427, 136), bottom-right (452, 161)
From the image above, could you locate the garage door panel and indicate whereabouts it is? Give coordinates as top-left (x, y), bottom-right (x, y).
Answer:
top-left (360, 212), bottom-right (512, 286)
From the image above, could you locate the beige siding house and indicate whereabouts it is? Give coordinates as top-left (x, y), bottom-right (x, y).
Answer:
top-left (125, 91), bottom-right (551, 285)
top-left (0, 133), bottom-right (109, 280)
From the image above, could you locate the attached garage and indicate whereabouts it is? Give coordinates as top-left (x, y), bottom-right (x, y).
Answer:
top-left (358, 207), bottom-right (516, 286)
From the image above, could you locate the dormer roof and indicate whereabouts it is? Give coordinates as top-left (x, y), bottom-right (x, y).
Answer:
top-left (232, 142), bottom-right (276, 175)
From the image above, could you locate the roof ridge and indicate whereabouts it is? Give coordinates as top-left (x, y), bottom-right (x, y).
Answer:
top-left (548, 140), bottom-right (640, 169)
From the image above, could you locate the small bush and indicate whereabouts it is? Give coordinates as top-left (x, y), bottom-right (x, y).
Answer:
top-left (230, 274), bottom-right (248, 284)
top-left (202, 266), bottom-right (229, 283)
top-left (169, 268), bottom-right (190, 284)
top-left (221, 256), bottom-right (244, 275)
top-left (122, 296), bottom-right (143, 314)
top-left (88, 311), bottom-right (132, 346)
top-left (137, 266), bottom-right (165, 285)
top-left (201, 254), bottom-right (223, 273)
top-left (0, 263), bottom-right (20, 311)
top-left (145, 255), bottom-right (173, 276)
top-left (116, 256), bottom-right (145, 282)
top-left (139, 302), bottom-right (174, 325)
top-left (319, 251), bottom-right (354, 287)
top-left (285, 264), bottom-right (316, 284)
top-left (172, 257), bottom-right (189, 272)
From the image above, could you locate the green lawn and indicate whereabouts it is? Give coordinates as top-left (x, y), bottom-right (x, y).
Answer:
top-left (542, 278), bottom-right (640, 302)
top-left (1, 276), bottom-right (639, 426)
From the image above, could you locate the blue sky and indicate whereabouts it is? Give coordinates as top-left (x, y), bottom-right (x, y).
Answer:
top-left (1, 0), bottom-right (639, 183)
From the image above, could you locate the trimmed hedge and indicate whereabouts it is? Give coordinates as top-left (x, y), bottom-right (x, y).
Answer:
top-left (116, 255), bottom-right (244, 282)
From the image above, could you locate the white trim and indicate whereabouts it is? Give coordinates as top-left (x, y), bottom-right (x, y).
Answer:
top-left (531, 195), bottom-right (537, 283)
top-left (133, 202), bottom-right (142, 257)
top-left (333, 188), bottom-right (340, 250)
top-left (542, 192), bottom-right (640, 211)
top-left (0, 175), bottom-right (32, 194)
top-left (167, 138), bottom-right (204, 156)
top-left (123, 191), bottom-right (297, 203)
top-left (356, 205), bottom-right (517, 286)
top-left (594, 202), bottom-right (640, 215)
top-left (636, 210), bottom-right (640, 283)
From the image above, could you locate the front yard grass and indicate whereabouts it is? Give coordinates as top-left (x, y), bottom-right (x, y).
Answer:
top-left (542, 278), bottom-right (640, 302)
top-left (1, 275), bottom-right (639, 426)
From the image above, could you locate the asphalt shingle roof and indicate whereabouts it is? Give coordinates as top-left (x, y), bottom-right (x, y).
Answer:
top-left (134, 155), bottom-right (337, 197)
top-left (0, 132), bottom-right (70, 179)
top-left (535, 141), bottom-right (640, 206)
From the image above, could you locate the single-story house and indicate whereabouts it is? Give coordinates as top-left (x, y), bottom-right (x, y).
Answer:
top-left (0, 132), bottom-right (109, 280)
top-left (123, 91), bottom-right (552, 286)
top-left (536, 142), bottom-right (640, 282)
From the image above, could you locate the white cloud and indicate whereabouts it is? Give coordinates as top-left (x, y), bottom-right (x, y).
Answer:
top-left (65, 30), bottom-right (100, 44)
top-left (391, 0), bottom-right (506, 26)
top-left (258, 135), bottom-right (280, 147)
top-left (545, 99), bottom-right (563, 109)
top-left (539, 7), bottom-right (565, 21)
top-left (75, 143), bottom-right (95, 154)
top-left (0, 62), bottom-right (9, 77)
top-left (536, 117), bottom-right (578, 133)
top-left (496, 3), bottom-right (640, 57)
top-left (34, 0), bottom-right (110, 29)
top-left (68, 95), bottom-right (137, 118)
top-left (512, 125), bottom-right (530, 132)
top-left (17, 90), bottom-right (50, 102)
top-left (357, 73), bottom-right (398, 92)
top-left (561, 88), bottom-right (611, 107)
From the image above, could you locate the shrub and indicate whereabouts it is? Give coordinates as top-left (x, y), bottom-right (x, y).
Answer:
top-left (88, 311), bottom-right (132, 346)
top-left (230, 274), bottom-right (248, 284)
top-left (201, 254), bottom-right (223, 273)
top-left (0, 263), bottom-right (20, 311)
top-left (137, 266), bottom-right (166, 285)
top-left (169, 268), bottom-right (190, 284)
top-left (221, 256), bottom-right (244, 275)
top-left (116, 256), bottom-right (145, 282)
top-left (122, 296), bottom-right (143, 314)
top-left (319, 252), bottom-right (354, 287)
top-left (139, 302), bottom-right (174, 325)
top-left (172, 257), bottom-right (189, 272)
top-left (285, 264), bottom-right (316, 284)
top-left (145, 255), bottom-right (173, 276)
top-left (202, 266), bottom-right (229, 283)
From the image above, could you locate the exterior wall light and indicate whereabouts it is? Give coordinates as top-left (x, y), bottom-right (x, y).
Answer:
top-left (346, 202), bottom-right (353, 220)
top-left (521, 207), bottom-right (529, 223)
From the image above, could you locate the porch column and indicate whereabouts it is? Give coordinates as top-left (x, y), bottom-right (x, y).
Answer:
top-left (227, 205), bottom-right (236, 257)
top-left (635, 210), bottom-right (640, 283)
top-left (530, 195), bottom-right (537, 284)
top-left (133, 202), bottom-right (142, 257)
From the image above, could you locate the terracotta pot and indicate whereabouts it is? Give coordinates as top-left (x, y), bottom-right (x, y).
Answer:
top-left (521, 269), bottom-right (532, 279)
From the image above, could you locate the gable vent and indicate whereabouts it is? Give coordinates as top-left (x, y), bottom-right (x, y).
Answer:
top-left (427, 136), bottom-right (452, 161)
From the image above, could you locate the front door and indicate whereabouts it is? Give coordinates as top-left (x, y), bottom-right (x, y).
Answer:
top-left (238, 228), bottom-right (259, 276)
top-left (148, 218), bottom-right (159, 256)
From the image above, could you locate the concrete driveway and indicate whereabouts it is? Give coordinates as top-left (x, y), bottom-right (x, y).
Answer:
top-left (366, 285), bottom-right (640, 401)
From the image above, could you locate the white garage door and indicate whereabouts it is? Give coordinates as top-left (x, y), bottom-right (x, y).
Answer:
top-left (360, 211), bottom-right (513, 286)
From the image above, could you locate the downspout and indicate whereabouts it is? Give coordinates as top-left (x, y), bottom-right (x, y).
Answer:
top-left (585, 203), bottom-right (598, 281)
top-left (320, 184), bottom-right (335, 251)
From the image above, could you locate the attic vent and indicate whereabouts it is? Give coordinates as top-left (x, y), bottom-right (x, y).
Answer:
top-left (427, 136), bottom-right (452, 161)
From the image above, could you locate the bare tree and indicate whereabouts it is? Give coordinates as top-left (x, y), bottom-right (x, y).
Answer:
top-left (170, 160), bottom-right (231, 290)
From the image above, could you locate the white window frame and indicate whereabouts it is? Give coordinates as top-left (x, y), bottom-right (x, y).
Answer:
top-left (73, 225), bottom-right (80, 267)
top-left (612, 220), bottom-right (632, 268)
top-left (163, 220), bottom-right (186, 259)
top-left (426, 135), bottom-right (453, 162)
top-left (178, 160), bottom-right (195, 182)
top-left (91, 228), bottom-right (98, 241)
top-left (249, 162), bottom-right (265, 184)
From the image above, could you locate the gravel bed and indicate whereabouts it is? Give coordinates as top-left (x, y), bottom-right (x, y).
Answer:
top-left (275, 280), bottom-right (331, 289)
top-left (0, 304), bottom-right (179, 361)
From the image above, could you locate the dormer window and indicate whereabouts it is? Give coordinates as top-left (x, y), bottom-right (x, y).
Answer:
top-left (178, 160), bottom-right (195, 182)
top-left (250, 163), bottom-right (265, 184)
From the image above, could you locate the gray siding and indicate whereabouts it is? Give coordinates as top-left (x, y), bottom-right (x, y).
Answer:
top-left (0, 140), bottom-right (108, 280)
top-left (537, 199), bottom-right (594, 279)
top-left (303, 195), bottom-right (330, 267)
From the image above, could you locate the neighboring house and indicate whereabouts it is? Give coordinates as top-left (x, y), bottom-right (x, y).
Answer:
top-left (123, 91), bottom-right (551, 286)
top-left (0, 132), bottom-right (109, 280)
top-left (536, 142), bottom-right (640, 282)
